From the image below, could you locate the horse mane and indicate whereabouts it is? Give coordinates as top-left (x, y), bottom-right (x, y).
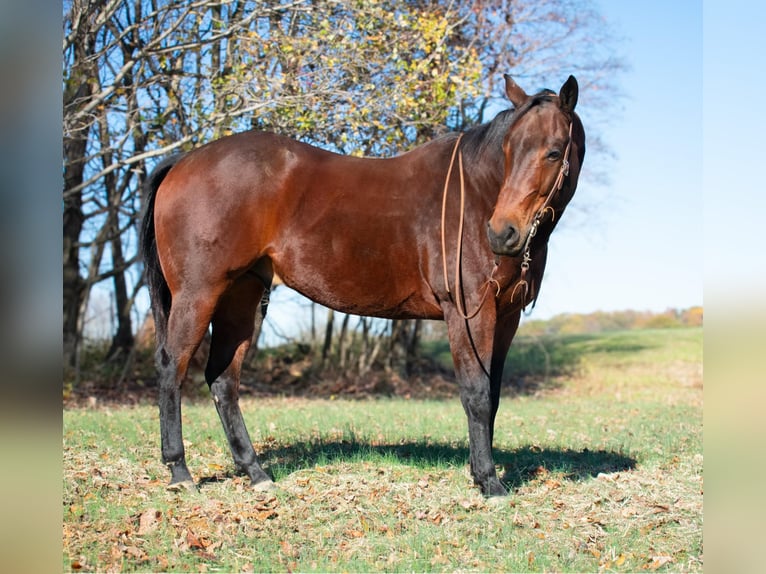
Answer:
top-left (458, 90), bottom-right (558, 181)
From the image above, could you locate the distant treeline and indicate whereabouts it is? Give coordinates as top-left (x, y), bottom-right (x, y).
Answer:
top-left (517, 307), bottom-right (703, 336)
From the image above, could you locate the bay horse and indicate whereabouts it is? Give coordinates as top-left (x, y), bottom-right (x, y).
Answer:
top-left (140, 75), bottom-right (585, 497)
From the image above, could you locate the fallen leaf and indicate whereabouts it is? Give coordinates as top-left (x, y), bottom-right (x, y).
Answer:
top-left (532, 466), bottom-right (549, 478)
top-left (195, 550), bottom-right (216, 561)
top-left (186, 530), bottom-right (207, 550)
top-left (253, 494), bottom-right (279, 511)
top-left (123, 545), bottom-right (147, 560)
top-left (280, 539), bottom-right (298, 557)
top-left (645, 555), bottom-right (673, 570)
top-left (137, 509), bottom-right (161, 535)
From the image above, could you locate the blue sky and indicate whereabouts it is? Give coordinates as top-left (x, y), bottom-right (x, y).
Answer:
top-left (105, 1), bottom-right (758, 341)
top-left (529, 0), bottom-right (704, 319)
top-left (259, 1), bottom-right (709, 340)
top-left (703, 0), bottom-right (766, 307)
top-left (264, 0), bottom-right (707, 337)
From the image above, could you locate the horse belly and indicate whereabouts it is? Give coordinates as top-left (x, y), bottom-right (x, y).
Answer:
top-left (270, 246), bottom-right (442, 320)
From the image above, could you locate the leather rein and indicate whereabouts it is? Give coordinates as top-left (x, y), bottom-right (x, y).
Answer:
top-left (440, 121), bottom-right (573, 319)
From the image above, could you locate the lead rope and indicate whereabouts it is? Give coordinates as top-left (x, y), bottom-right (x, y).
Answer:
top-left (440, 134), bottom-right (501, 320)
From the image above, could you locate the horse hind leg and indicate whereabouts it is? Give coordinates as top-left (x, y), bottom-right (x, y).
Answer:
top-left (159, 291), bottom-right (221, 487)
top-left (206, 273), bottom-right (274, 490)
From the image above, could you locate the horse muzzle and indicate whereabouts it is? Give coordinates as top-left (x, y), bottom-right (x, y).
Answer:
top-left (486, 220), bottom-right (524, 257)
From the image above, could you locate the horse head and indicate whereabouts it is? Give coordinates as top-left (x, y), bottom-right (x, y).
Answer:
top-left (487, 75), bottom-right (585, 257)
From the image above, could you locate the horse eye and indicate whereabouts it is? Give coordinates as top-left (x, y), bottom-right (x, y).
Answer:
top-left (547, 149), bottom-right (562, 161)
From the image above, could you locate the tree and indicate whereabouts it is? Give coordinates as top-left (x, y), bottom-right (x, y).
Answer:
top-left (63, 0), bottom-right (624, 379)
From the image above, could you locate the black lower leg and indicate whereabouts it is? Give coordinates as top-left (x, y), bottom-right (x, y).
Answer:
top-left (158, 361), bottom-right (193, 484)
top-left (210, 378), bottom-right (272, 486)
top-left (462, 388), bottom-right (507, 497)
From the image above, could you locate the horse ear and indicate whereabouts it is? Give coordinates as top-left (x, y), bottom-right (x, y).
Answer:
top-left (504, 74), bottom-right (529, 108)
top-left (559, 75), bottom-right (579, 113)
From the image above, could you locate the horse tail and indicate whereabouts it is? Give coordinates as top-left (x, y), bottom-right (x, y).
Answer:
top-left (139, 154), bottom-right (184, 352)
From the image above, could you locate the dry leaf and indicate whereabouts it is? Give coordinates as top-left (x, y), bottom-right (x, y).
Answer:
top-left (532, 466), bottom-right (549, 478)
top-left (280, 539), bottom-right (294, 555)
top-left (137, 509), bottom-right (161, 535)
top-left (186, 530), bottom-right (207, 550)
top-left (253, 494), bottom-right (279, 511)
top-left (645, 555), bottom-right (673, 570)
top-left (123, 545), bottom-right (146, 560)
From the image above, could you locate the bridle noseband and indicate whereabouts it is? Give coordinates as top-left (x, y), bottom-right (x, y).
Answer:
top-left (511, 119), bottom-right (574, 307)
top-left (440, 118), bottom-right (574, 318)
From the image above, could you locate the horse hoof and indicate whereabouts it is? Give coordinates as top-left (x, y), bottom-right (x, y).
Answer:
top-left (482, 478), bottom-right (509, 498)
top-left (166, 480), bottom-right (196, 492)
top-left (252, 479), bottom-right (277, 492)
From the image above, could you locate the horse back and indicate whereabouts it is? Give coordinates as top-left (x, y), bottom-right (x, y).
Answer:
top-left (153, 131), bottom-right (445, 318)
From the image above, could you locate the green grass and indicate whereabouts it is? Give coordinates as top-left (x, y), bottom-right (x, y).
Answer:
top-left (63, 327), bottom-right (702, 572)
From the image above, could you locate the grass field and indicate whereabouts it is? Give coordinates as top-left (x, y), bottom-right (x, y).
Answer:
top-left (63, 327), bottom-right (702, 572)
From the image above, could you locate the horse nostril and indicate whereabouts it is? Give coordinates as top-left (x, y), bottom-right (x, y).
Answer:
top-left (487, 221), bottom-right (523, 255)
top-left (487, 221), bottom-right (519, 245)
top-left (505, 224), bottom-right (519, 245)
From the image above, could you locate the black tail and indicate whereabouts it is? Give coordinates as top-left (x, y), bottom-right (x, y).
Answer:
top-left (139, 154), bottom-right (185, 353)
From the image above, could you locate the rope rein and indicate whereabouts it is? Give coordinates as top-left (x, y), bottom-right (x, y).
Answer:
top-left (440, 121), bottom-right (573, 318)
top-left (440, 135), bottom-right (500, 320)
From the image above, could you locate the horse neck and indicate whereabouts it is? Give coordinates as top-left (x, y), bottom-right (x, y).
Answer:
top-left (458, 118), bottom-right (507, 204)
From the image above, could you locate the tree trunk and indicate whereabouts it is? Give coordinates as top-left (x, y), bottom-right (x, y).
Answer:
top-left (406, 319), bottom-right (422, 374)
top-left (107, 231), bottom-right (134, 358)
top-left (321, 308), bottom-right (335, 366)
top-left (337, 313), bottom-right (351, 369)
top-left (63, 80), bottom-right (92, 370)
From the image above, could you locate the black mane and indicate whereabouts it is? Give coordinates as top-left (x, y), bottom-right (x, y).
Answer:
top-left (459, 91), bottom-right (558, 185)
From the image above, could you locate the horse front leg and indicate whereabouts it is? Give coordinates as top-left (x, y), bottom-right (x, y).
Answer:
top-left (444, 304), bottom-right (507, 497)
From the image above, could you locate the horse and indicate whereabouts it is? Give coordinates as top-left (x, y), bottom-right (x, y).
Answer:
top-left (140, 75), bottom-right (585, 497)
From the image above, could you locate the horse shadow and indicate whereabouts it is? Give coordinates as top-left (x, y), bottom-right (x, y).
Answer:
top-left (204, 438), bottom-right (636, 491)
